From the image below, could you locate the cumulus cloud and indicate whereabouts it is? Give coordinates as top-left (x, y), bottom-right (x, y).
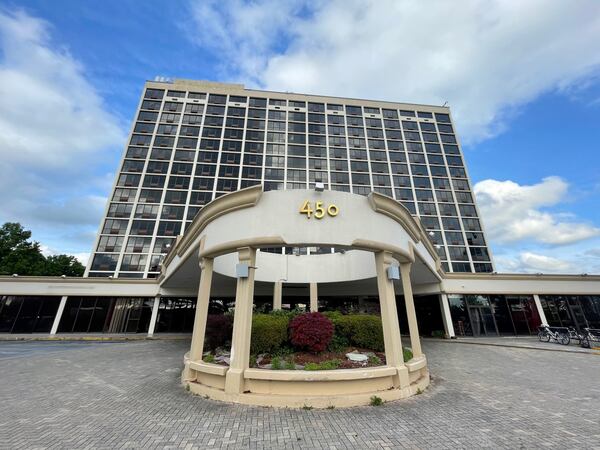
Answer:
top-left (474, 177), bottom-right (600, 245)
top-left (186, 0), bottom-right (600, 142)
top-left (0, 9), bottom-right (124, 255)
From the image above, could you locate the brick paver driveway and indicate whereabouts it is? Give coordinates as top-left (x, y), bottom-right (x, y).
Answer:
top-left (1, 339), bottom-right (598, 449)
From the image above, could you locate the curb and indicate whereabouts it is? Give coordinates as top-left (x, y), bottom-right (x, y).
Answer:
top-left (0, 335), bottom-right (192, 342)
top-left (431, 338), bottom-right (600, 355)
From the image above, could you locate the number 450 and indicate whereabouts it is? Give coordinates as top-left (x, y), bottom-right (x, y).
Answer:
top-left (299, 200), bottom-right (339, 219)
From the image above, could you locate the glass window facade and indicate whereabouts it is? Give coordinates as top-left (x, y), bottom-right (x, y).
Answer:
top-left (448, 294), bottom-right (541, 336)
top-left (87, 82), bottom-right (494, 277)
top-left (0, 296), bottom-right (61, 333)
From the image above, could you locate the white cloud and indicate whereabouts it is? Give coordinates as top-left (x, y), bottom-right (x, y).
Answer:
top-left (0, 9), bottom-right (124, 255)
top-left (187, 0), bottom-right (600, 142)
top-left (474, 176), bottom-right (600, 245)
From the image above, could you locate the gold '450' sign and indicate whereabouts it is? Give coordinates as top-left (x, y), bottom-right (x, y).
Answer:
top-left (299, 200), bottom-right (339, 219)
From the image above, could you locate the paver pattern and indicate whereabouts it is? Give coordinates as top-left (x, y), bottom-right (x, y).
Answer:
top-left (1, 339), bottom-right (599, 449)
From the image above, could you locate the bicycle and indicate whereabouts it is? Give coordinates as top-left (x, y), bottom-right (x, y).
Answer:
top-left (537, 325), bottom-right (570, 345)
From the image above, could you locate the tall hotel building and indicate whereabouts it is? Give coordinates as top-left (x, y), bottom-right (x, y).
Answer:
top-left (86, 79), bottom-right (494, 278)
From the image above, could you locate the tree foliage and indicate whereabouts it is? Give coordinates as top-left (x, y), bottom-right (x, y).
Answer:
top-left (0, 222), bottom-right (85, 276)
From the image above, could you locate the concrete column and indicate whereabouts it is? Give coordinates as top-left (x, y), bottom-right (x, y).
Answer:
top-left (189, 257), bottom-right (214, 362)
top-left (533, 294), bottom-right (549, 326)
top-left (50, 295), bottom-right (68, 335)
top-left (273, 281), bottom-right (282, 311)
top-left (439, 293), bottom-right (456, 338)
top-left (225, 247), bottom-right (257, 394)
top-left (309, 282), bottom-right (318, 312)
top-left (400, 262), bottom-right (422, 358)
top-left (374, 251), bottom-right (408, 389)
top-left (147, 295), bottom-right (161, 337)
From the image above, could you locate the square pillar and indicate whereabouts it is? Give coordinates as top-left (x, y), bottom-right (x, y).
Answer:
top-left (439, 293), bottom-right (456, 338)
top-left (374, 251), bottom-right (408, 389)
top-left (533, 294), bottom-right (549, 326)
top-left (273, 281), bottom-right (282, 311)
top-left (400, 262), bottom-right (422, 358)
top-left (147, 295), bottom-right (161, 337)
top-left (50, 296), bottom-right (68, 335)
top-left (310, 282), bottom-right (318, 312)
top-left (189, 257), bottom-right (214, 362)
top-left (225, 247), bottom-right (257, 394)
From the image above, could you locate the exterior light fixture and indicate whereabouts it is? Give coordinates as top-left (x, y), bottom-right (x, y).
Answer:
top-left (315, 182), bottom-right (325, 192)
top-left (387, 266), bottom-right (400, 280)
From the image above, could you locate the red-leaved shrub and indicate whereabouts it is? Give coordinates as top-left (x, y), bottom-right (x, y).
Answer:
top-left (205, 314), bottom-right (233, 351)
top-left (289, 312), bottom-right (334, 353)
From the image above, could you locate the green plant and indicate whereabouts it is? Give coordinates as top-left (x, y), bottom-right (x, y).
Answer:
top-left (368, 354), bottom-right (382, 365)
top-left (271, 356), bottom-right (283, 370)
top-left (202, 353), bottom-right (215, 363)
top-left (284, 358), bottom-right (296, 370)
top-left (304, 362), bottom-right (319, 371)
top-left (289, 312), bottom-right (334, 353)
top-left (326, 405), bottom-right (335, 409)
top-left (403, 347), bottom-right (413, 362)
top-left (327, 334), bottom-right (349, 353)
top-left (329, 314), bottom-right (384, 351)
top-left (185, 384), bottom-right (190, 391)
top-left (302, 404), bottom-right (313, 410)
top-left (416, 388), bottom-right (423, 395)
top-left (370, 395), bottom-right (383, 406)
top-left (431, 330), bottom-right (445, 338)
top-left (250, 313), bottom-right (290, 354)
top-left (304, 359), bottom-right (341, 371)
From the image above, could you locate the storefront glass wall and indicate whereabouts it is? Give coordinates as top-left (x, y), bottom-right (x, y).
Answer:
top-left (57, 296), bottom-right (153, 333)
top-left (0, 296), bottom-right (61, 333)
top-left (448, 294), bottom-right (541, 336)
top-left (539, 295), bottom-right (600, 330)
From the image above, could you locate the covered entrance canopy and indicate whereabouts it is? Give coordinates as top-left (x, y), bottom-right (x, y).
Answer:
top-left (160, 186), bottom-right (439, 407)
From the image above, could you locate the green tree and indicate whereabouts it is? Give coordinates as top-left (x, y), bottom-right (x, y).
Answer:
top-left (44, 255), bottom-right (85, 277)
top-left (0, 222), bottom-right (84, 276)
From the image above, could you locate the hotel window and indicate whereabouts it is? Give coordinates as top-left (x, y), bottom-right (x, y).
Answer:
top-left (455, 191), bottom-right (474, 203)
top-left (145, 88), bottom-right (164, 99)
top-left (402, 121), bottom-right (419, 131)
top-left (445, 232), bottom-right (464, 246)
top-left (442, 217), bottom-right (461, 231)
top-left (103, 218), bottom-right (129, 234)
top-left (120, 254), bottom-right (147, 272)
top-left (138, 189), bottom-right (162, 204)
top-left (97, 236), bottom-right (123, 253)
top-left (121, 160), bottom-right (144, 173)
top-left (91, 254), bottom-right (119, 271)
top-left (135, 204), bottom-right (159, 219)
top-left (417, 111), bottom-right (433, 118)
top-left (249, 97), bottom-right (267, 107)
top-left (189, 192), bottom-right (212, 205)
top-left (160, 113), bottom-right (180, 123)
top-left (420, 122), bottom-right (436, 132)
top-left (157, 221), bottom-right (182, 236)
top-left (164, 191), bottom-right (187, 204)
top-left (400, 110), bottom-right (416, 117)
top-left (107, 203), bottom-right (132, 219)
top-left (396, 189), bottom-right (414, 201)
top-left (435, 113), bottom-right (451, 123)
top-left (308, 102), bottom-right (325, 112)
top-left (268, 110), bottom-right (286, 120)
top-left (383, 109), bottom-right (399, 119)
top-left (439, 203), bottom-right (457, 216)
top-left (130, 220), bottom-right (155, 236)
top-left (154, 238), bottom-right (176, 253)
top-left (161, 205), bottom-right (185, 220)
top-left (463, 218), bottom-right (482, 231)
top-left (126, 237), bottom-right (152, 253)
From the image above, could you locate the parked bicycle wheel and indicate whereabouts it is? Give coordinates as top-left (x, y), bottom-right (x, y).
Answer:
top-left (559, 333), bottom-right (570, 345)
top-left (581, 337), bottom-right (590, 348)
top-left (538, 330), bottom-right (550, 342)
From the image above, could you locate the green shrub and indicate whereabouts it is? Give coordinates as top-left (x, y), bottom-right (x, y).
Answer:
top-left (370, 395), bottom-right (383, 406)
top-left (202, 353), bottom-right (215, 363)
top-left (250, 313), bottom-right (290, 355)
top-left (327, 334), bottom-right (349, 353)
top-left (368, 354), bottom-right (382, 365)
top-left (329, 314), bottom-right (384, 352)
top-left (284, 358), bottom-right (296, 370)
top-left (431, 330), bottom-right (445, 338)
top-left (304, 359), bottom-right (341, 371)
top-left (271, 356), bottom-right (283, 370)
top-left (403, 347), bottom-right (413, 362)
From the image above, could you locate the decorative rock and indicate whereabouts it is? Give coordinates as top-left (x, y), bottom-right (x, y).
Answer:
top-left (346, 352), bottom-right (368, 362)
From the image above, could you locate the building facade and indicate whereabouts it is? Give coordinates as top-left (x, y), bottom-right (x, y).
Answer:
top-left (86, 79), bottom-right (493, 279)
top-left (1, 79), bottom-right (599, 341)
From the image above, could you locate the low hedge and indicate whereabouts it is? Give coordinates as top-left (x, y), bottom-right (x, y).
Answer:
top-left (325, 313), bottom-right (385, 352)
top-left (250, 313), bottom-right (290, 354)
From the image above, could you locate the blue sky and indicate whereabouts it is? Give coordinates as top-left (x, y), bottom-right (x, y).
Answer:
top-left (0, 0), bottom-right (599, 273)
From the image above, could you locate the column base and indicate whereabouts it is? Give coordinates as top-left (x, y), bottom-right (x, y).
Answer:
top-left (224, 368), bottom-right (245, 394)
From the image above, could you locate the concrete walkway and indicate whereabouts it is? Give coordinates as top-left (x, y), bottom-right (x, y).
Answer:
top-left (426, 336), bottom-right (600, 355)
